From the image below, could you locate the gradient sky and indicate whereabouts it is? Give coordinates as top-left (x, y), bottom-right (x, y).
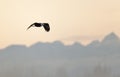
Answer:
top-left (0, 0), bottom-right (120, 48)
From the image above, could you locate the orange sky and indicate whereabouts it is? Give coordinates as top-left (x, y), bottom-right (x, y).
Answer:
top-left (0, 0), bottom-right (120, 48)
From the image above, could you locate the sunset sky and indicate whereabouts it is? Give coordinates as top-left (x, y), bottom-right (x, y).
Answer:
top-left (0, 0), bottom-right (120, 48)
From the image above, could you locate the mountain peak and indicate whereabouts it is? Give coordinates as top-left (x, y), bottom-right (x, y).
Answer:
top-left (72, 42), bottom-right (83, 46)
top-left (87, 40), bottom-right (100, 47)
top-left (101, 32), bottom-right (120, 43)
top-left (52, 41), bottom-right (64, 46)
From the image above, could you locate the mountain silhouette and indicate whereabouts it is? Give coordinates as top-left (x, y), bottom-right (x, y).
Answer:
top-left (0, 32), bottom-right (119, 59)
top-left (102, 32), bottom-right (120, 42)
top-left (0, 32), bottom-right (120, 77)
top-left (98, 32), bottom-right (120, 53)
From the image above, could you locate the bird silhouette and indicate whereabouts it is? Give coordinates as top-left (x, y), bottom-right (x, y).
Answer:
top-left (27, 22), bottom-right (50, 32)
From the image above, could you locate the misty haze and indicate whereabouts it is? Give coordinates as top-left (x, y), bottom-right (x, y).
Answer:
top-left (0, 32), bottom-right (120, 77)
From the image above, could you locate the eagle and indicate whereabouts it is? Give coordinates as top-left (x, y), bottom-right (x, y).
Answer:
top-left (27, 22), bottom-right (50, 32)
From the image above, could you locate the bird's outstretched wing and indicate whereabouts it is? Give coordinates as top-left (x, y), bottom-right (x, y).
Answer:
top-left (27, 23), bottom-right (35, 30)
top-left (43, 23), bottom-right (50, 32)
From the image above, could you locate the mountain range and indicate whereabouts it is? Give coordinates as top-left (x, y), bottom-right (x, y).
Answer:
top-left (0, 32), bottom-right (120, 77)
top-left (0, 32), bottom-right (120, 60)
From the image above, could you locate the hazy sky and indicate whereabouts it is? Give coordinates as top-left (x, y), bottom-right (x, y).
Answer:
top-left (0, 0), bottom-right (120, 48)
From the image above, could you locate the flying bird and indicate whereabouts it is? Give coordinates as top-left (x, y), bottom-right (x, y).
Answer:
top-left (27, 22), bottom-right (50, 32)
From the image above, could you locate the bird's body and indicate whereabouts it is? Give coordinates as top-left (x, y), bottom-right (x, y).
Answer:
top-left (27, 22), bottom-right (50, 32)
top-left (34, 23), bottom-right (42, 27)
